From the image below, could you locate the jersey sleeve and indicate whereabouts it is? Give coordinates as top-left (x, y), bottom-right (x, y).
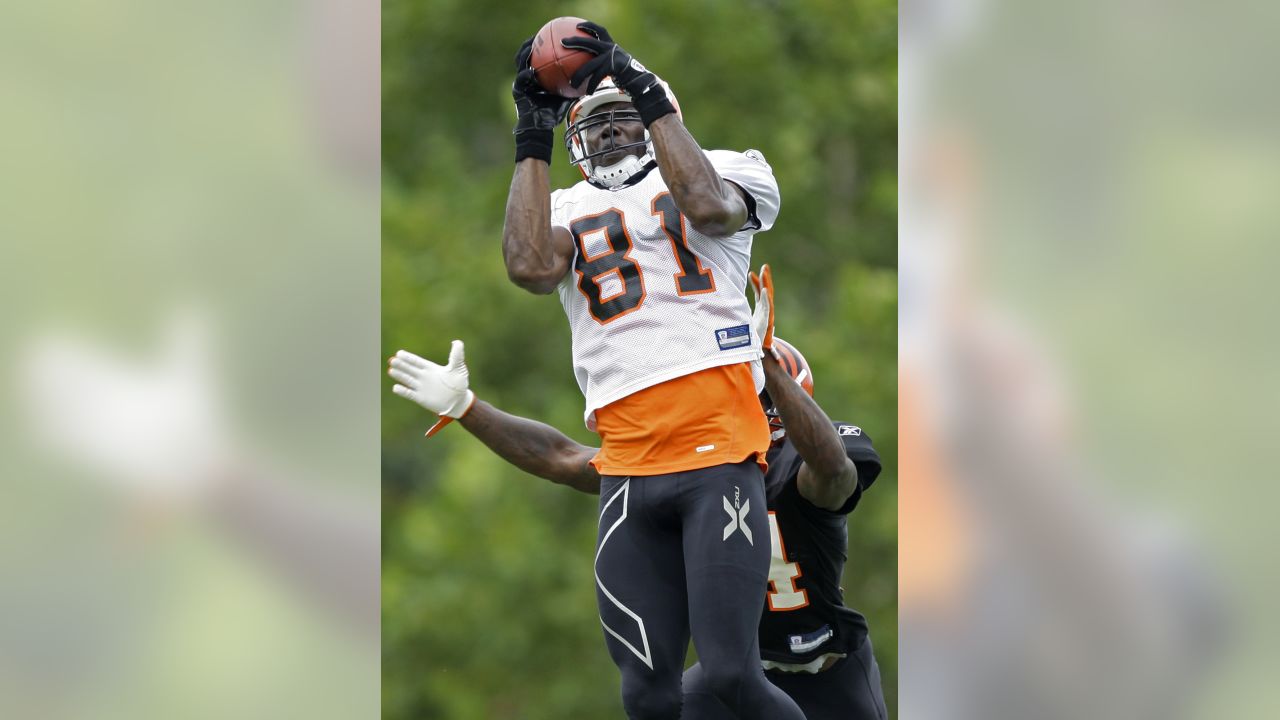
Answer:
top-left (834, 423), bottom-right (883, 491)
top-left (707, 149), bottom-right (781, 233)
top-left (792, 422), bottom-right (883, 518)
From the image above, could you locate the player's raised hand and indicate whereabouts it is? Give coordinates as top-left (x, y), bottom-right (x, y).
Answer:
top-left (388, 340), bottom-right (476, 437)
top-left (562, 21), bottom-right (641, 94)
top-left (512, 36), bottom-right (573, 163)
top-left (750, 264), bottom-right (776, 353)
top-left (562, 21), bottom-right (675, 126)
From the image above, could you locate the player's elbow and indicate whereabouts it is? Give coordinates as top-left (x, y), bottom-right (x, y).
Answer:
top-left (688, 217), bottom-right (735, 238)
top-left (550, 447), bottom-right (601, 494)
top-left (505, 264), bottom-right (559, 295)
top-left (502, 227), bottom-right (567, 294)
top-left (800, 460), bottom-right (860, 511)
top-left (681, 194), bottom-right (747, 238)
top-left (812, 453), bottom-right (856, 484)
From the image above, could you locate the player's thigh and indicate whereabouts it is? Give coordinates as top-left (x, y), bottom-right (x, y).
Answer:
top-left (678, 461), bottom-right (771, 660)
top-left (678, 459), bottom-right (770, 574)
top-left (596, 475), bottom-right (690, 673)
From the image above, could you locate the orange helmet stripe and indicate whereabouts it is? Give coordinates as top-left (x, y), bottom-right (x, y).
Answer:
top-left (771, 337), bottom-right (814, 397)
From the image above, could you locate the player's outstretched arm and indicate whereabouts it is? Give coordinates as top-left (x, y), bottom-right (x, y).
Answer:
top-left (563, 21), bottom-right (747, 238)
top-left (459, 400), bottom-right (601, 494)
top-left (388, 341), bottom-right (600, 494)
top-left (763, 353), bottom-right (858, 511)
top-left (503, 36), bottom-right (576, 294)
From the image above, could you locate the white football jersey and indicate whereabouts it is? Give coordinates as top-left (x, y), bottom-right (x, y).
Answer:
top-left (550, 149), bottom-right (781, 429)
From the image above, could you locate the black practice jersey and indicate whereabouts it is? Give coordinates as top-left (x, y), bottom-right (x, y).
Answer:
top-left (757, 421), bottom-right (883, 665)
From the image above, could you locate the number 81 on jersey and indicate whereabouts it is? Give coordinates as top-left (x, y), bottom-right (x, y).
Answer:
top-left (570, 193), bottom-right (716, 324)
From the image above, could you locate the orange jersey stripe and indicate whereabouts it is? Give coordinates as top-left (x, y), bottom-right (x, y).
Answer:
top-left (592, 362), bottom-right (770, 476)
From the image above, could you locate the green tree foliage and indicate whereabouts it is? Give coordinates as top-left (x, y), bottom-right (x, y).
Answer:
top-left (383, 1), bottom-right (897, 717)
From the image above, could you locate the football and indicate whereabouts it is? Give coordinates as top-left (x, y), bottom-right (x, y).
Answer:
top-left (530, 17), bottom-right (595, 98)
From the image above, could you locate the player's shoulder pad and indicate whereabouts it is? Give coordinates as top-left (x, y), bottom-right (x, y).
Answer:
top-left (550, 184), bottom-right (581, 209)
top-left (743, 148), bottom-right (771, 168)
top-left (549, 186), bottom-right (583, 226)
top-left (705, 149), bottom-right (780, 233)
top-left (553, 176), bottom-right (600, 201)
top-left (705, 148), bottom-right (774, 172)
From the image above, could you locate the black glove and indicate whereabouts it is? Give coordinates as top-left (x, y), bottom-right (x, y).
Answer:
top-left (512, 37), bottom-right (573, 164)
top-left (562, 21), bottom-right (677, 127)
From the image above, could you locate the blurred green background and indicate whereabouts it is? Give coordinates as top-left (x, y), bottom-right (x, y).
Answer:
top-left (382, 0), bottom-right (897, 717)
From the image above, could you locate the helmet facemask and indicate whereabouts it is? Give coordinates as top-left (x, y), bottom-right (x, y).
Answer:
top-left (565, 108), bottom-right (652, 189)
top-left (564, 77), bottom-right (679, 189)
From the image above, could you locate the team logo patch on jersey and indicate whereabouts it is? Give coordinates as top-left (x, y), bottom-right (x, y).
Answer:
top-left (788, 625), bottom-right (834, 654)
top-left (838, 425), bottom-right (862, 436)
top-left (715, 324), bottom-right (751, 351)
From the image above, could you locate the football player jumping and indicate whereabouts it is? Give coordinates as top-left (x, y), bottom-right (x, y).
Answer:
top-left (389, 266), bottom-right (888, 720)
top-left (493, 18), bottom-right (796, 720)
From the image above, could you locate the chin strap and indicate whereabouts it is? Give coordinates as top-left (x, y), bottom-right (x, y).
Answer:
top-left (589, 155), bottom-right (657, 190)
top-left (594, 155), bottom-right (646, 186)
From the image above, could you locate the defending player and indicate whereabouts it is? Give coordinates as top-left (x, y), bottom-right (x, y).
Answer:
top-left (494, 18), bottom-right (797, 720)
top-left (682, 273), bottom-right (888, 720)
top-left (388, 266), bottom-right (887, 719)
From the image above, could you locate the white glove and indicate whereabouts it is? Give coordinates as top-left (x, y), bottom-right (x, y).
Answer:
top-left (388, 340), bottom-right (476, 437)
top-left (749, 264), bottom-right (775, 354)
